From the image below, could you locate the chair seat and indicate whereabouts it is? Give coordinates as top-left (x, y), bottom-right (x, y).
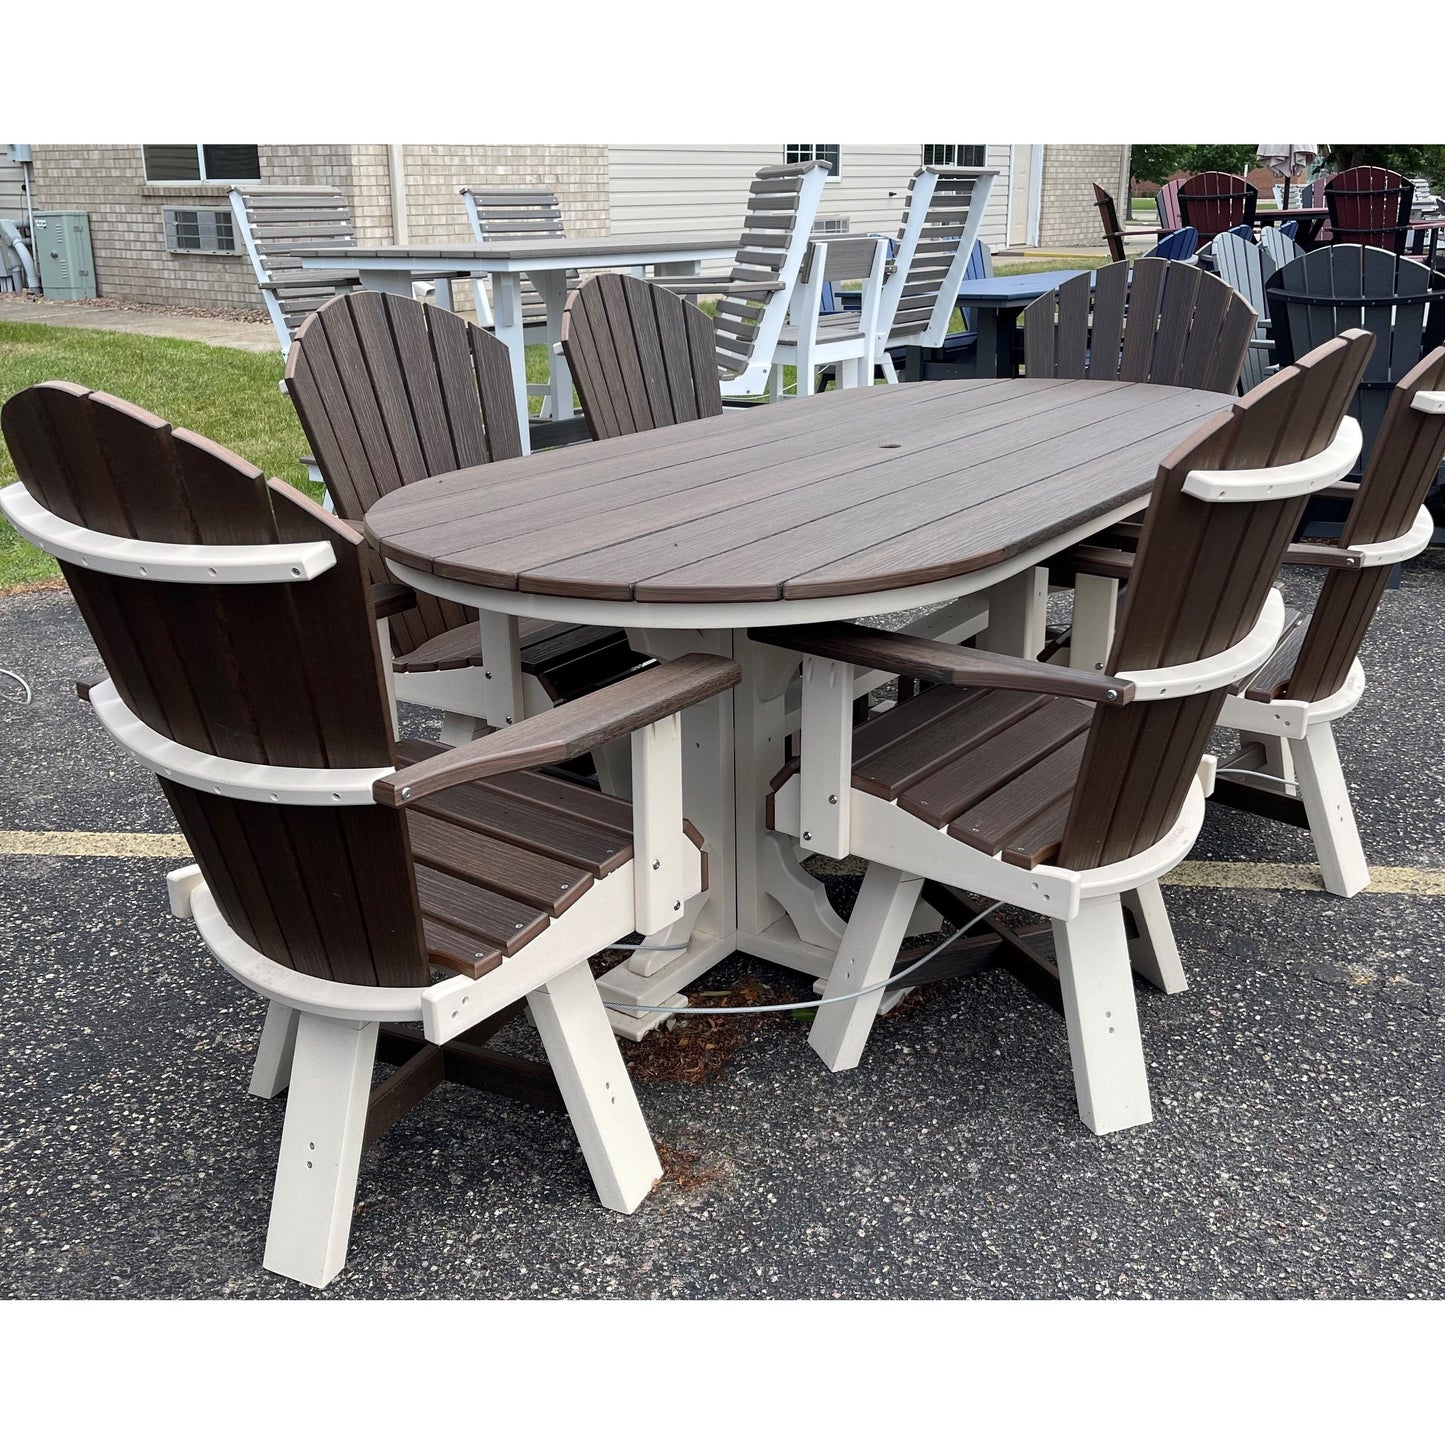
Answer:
top-left (399, 739), bottom-right (703, 978)
top-left (771, 685), bottom-right (1096, 868)
top-left (777, 313), bottom-right (868, 347)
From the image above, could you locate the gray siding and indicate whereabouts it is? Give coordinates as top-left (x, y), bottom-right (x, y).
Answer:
top-left (0, 155), bottom-right (28, 226)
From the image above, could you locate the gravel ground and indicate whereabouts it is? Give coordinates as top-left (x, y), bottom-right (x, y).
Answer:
top-left (1, 552), bottom-right (1442, 1300)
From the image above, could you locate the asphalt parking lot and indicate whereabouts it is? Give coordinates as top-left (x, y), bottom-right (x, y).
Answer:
top-left (2, 552), bottom-right (1443, 1300)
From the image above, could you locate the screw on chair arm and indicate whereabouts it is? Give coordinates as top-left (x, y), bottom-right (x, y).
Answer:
top-left (374, 653), bottom-right (741, 807)
top-left (749, 622), bottom-right (1135, 706)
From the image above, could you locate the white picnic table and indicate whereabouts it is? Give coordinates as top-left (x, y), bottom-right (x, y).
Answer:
top-left (293, 233), bottom-right (738, 452)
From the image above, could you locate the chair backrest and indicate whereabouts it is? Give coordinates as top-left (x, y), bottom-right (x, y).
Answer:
top-left (1259, 225), bottom-right (1303, 269)
top-left (1266, 244), bottom-right (1445, 478)
top-left (1204, 231), bottom-right (1278, 391)
top-left (1156, 178), bottom-right (1184, 231)
top-left (561, 273), bottom-right (723, 440)
top-left (1093, 183), bottom-right (1128, 264)
top-left (0, 382), bottom-right (428, 989)
top-left (228, 184), bottom-right (357, 353)
top-left (1177, 171), bottom-right (1258, 242)
top-left (1022, 257), bottom-right (1255, 393)
top-left (284, 290), bottom-right (524, 656)
top-left (877, 167), bottom-right (996, 348)
top-left (460, 186), bottom-right (568, 244)
top-left (1280, 345), bottom-right (1445, 703)
top-left (712, 160), bottom-right (831, 389)
top-left (1144, 227), bottom-right (1198, 262)
top-left (1058, 330), bottom-right (1376, 870)
top-left (1325, 166), bottom-right (1413, 252)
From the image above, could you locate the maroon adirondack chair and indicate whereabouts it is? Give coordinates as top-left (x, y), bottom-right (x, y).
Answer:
top-left (1324, 167), bottom-right (1413, 253)
top-left (1177, 171), bottom-right (1259, 243)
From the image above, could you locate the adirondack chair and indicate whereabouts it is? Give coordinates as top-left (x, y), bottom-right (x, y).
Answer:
top-left (1259, 225), bottom-right (1303, 270)
top-left (770, 235), bottom-right (890, 396)
top-left (1324, 167), bottom-right (1413, 252)
top-left (1093, 183), bottom-right (1171, 263)
top-left (1022, 258), bottom-right (1256, 392)
top-left (657, 160), bottom-right (830, 397)
top-left (0, 381), bottom-right (741, 1287)
top-left (1177, 172), bottom-right (1259, 243)
top-left (1212, 345), bottom-right (1445, 895)
top-left (285, 290), bottom-right (654, 746)
top-left (1266, 245), bottom-right (1445, 530)
top-left (560, 273), bottom-right (723, 439)
top-left (1155, 178), bottom-right (1184, 231)
top-left (1143, 227), bottom-right (1199, 262)
top-left (1203, 231), bottom-right (1279, 392)
top-left (753, 330), bottom-right (1373, 1134)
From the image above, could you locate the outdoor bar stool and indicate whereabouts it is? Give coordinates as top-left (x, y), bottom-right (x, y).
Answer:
top-left (0, 381), bottom-right (740, 1288)
top-left (753, 332), bottom-right (1372, 1136)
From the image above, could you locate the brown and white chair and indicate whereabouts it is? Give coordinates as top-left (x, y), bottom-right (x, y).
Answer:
top-left (0, 380), bottom-right (740, 1288)
top-left (754, 331), bottom-right (1373, 1136)
top-left (286, 289), bottom-right (654, 748)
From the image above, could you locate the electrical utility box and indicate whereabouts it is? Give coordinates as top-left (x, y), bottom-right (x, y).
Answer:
top-left (33, 211), bottom-right (97, 299)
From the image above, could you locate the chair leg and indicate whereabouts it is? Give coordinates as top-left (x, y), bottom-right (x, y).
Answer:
top-left (1051, 895), bottom-right (1153, 1135)
top-left (809, 864), bottom-right (923, 1073)
top-left (439, 711), bottom-right (485, 745)
top-left (262, 1014), bottom-right (378, 1289)
top-left (1292, 721), bottom-right (1370, 897)
top-left (249, 1000), bottom-right (300, 1099)
top-left (1121, 881), bottom-right (1187, 994)
top-left (526, 960), bottom-right (662, 1213)
top-left (880, 354), bottom-right (899, 384)
top-left (768, 365), bottom-right (784, 402)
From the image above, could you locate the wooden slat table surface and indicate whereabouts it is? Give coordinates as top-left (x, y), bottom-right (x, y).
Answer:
top-left (366, 378), bottom-right (1237, 607)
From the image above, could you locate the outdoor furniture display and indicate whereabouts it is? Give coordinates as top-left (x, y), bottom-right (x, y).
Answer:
top-left (1177, 171), bottom-right (1259, 243)
top-left (769, 235), bottom-right (890, 397)
top-left (0, 380), bottom-right (742, 1288)
top-left (1259, 225), bottom-right (1304, 271)
top-left (892, 240), bottom-right (993, 383)
top-left (459, 185), bottom-right (572, 333)
top-left (937, 267), bottom-right (1091, 378)
top-left (756, 332), bottom-right (1372, 1134)
top-left (291, 231), bottom-right (737, 453)
top-left (560, 273), bottom-right (723, 439)
top-left (1324, 166), bottom-right (1414, 252)
top-left (1257, 207), bottom-right (1330, 248)
top-left (1093, 182), bottom-right (1172, 263)
top-left (285, 290), bottom-right (654, 747)
top-left (363, 378), bottom-right (1239, 1033)
top-left (1022, 258), bottom-right (1255, 394)
top-left (1267, 244), bottom-right (1445, 528)
top-left (1202, 231), bottom-right (1280, 392)
top-left (1143, 227), bottom-right (1199, 262)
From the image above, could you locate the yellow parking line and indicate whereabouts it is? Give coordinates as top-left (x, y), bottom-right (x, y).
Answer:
top-left (0, 830), bottom-right (192, 858)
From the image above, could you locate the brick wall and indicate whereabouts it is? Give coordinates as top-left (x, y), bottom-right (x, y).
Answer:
top-left (1038, 144), bottom-right (1131, 248)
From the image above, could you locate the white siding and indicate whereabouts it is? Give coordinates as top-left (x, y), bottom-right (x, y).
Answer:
top-left (607, 144), bottom-right (1012, 271)
top-left (0, 155), bottom-right (28, 225)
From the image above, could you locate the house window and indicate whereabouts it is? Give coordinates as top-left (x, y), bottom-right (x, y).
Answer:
top-left (785, 144), bottom-right (841, 177)
top-left (163, 208), bottom-right (238, 254)
top-left (143, 145), bottom-right (262, 183)
top-left (923, 144), bottom-right (987, 168)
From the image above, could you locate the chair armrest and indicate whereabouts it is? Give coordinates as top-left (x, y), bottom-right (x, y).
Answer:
top-left (655, 278), bottom-right (785, 296)
top-left (1281, 542), bottom-right (1365, 569)
top-left (1318, 481), bottom-right (1361, 500)
top-left (374, 652), bottom-right (741, 807)
top-left (1049, 544), bottom-right (1136, 581)
top-left (370, 581), bottom-right (418, 618)
top-left (749, 623), bottom-right (1134, 706)
top-left (75, 673), bottom-right (107, 702)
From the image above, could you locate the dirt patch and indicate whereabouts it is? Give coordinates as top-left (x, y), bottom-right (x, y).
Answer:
top-left (1, 293), bottom-right (269, 325)
top-left (655, 1142), bottom-right (731, 1194)
top-left (0, 577), bottom-right (66, 600)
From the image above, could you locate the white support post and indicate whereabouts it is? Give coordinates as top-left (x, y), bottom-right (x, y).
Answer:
top-left (798, 655), bottom-right (853, 860)
top-left (532, 269), bottom-right (572, 422)
top-left (249, 1000), bottom-right (300, 1099)
top-left (1121, 880), bottom-right (1187, 994)
top-left (979, 565), bottom-right (1048, 659)
top-left (1051, 895), bottom-right (1153, 1135)
top-left (809, 864), bottom-right (923, 1072)
top-left (477, 609), bottom-right (525, 726)
top-left (527, 961), bottom-right (662, 1213)
top-left (490, 271), bottom-right (532, 454)
top-left (630, 713), bottom-right (686, 936)
top-left (1070, 572), bottom-right (1119, 674)
top-left (1292, 721), bottom-right (1371, 897)
top-left (262, 1014), bottom-right (378, 1289)
top-left (377, 618), bottom-right (399, 737)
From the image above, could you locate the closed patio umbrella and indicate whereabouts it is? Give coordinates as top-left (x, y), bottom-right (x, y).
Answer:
top-left (1257, 143), bottom-right (1319, 209)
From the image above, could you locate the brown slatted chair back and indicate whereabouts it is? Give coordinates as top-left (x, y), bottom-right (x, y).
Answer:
top-left (1155, 178), bottom-right (1184, 231)
top-left (1277, 345), bottom-right (1445, 702)
top-left (460, 186), bottom-right (572, 326)
top-left (1023, 257), bottom-right (1256, 393)
top-left (285, 289), bottom-right (523, 662)
top-left (1177, 170), bottom-right (1259, 243)
top-left (229, 184), bottom-right (358, 347)
top-left (714, 160), bottom-right (831, 379)
top-left (1325, 166), bottom-right (1414, 252)
top-left (0, 382), bottom-right (429, 989)
top-left (560, 273), bottom-right (723, 440)
top-left (1057, 330), bottom-right (1377, 870)
top-left (1093, 183), bottom-right (1129, 264)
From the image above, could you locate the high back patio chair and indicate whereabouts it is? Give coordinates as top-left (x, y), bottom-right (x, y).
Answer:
top-left (286, 290), bottom-right (653, 744)
top-left (1093, 182), bottom-right (1172, 264)
top-left (753, 330), bottom-right (1373, 1136)
top-left (560, 273), bottom-right (724, 438)
top-left (1203, 230), bottom-right (1280, 392)
top-left (1212, 345), bottom-right (1445, 895)
top-left (1022, 257), bottom-right (1256, 392)
top-left (1177, 171), bottom-right (1259, 243)
top-left (1259, 224), bottom-right (1304, 271)
top-left (1324, 166), bottom-right (1414, 252)
top-left (0, 381), bottom-right (741, 1288)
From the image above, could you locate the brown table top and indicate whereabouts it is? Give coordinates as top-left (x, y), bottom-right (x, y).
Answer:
top-left (365, 379), bottom-right (1236, 605)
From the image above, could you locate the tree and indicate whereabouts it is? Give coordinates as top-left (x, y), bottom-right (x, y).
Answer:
top-left (1183, 144), bottom-right (1260, 176)
top-left (1130, 145), bottom-right (1191, 187)
top-left (1319, 144), bottom-right (1445, 182)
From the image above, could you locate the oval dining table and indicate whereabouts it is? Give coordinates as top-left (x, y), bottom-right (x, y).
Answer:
top-left (365, 377), bottom-right (1237, 1036)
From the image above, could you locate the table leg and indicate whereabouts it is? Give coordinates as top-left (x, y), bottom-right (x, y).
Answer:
top-left (355, 267), bottom-right (417, 298)
top-left (971, 308), bottom-right (998, 378)
top-left (531, 269), bottom-right (573, 422)
top-left (490, 272), bottom-right (532, 455)
top-left (979, 565), bottom-right (1048, 658)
